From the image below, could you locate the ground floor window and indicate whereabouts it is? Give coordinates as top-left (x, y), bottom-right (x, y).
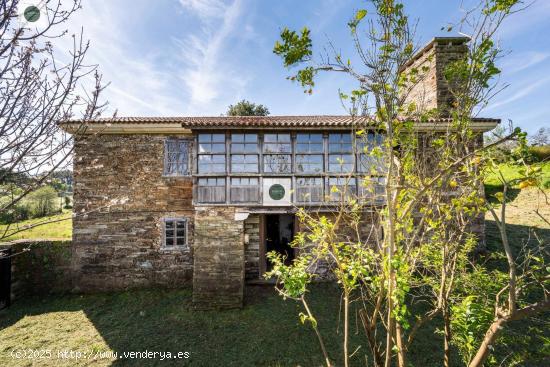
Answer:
top-left (163, 218), bottom-right (188, 248)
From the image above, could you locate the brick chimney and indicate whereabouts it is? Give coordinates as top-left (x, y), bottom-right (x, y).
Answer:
top-left (401, 37), bottom-right (470, 116)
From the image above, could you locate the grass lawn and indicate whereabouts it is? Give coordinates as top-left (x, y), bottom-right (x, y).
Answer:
top-left (0, 169), bottom-right (548, 366)
top-left (484, 161), bottom-right (550, 188)
top-left (0, 211), bottom-right (71, 241)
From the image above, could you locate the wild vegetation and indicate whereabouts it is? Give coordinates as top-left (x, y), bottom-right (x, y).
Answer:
top-left (269, 1), bottom-right (549, 366)
top-left (0, 0), bottom-right (105, 242)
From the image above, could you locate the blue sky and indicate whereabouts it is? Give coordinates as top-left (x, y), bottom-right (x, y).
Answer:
top-left (59, 0), bottom-right (550, 134)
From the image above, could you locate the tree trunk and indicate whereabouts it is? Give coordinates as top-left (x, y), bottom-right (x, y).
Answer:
top-left (469, 300), bottom-right (550, 367)
top-left (344, 292), bottom-right (349, 367)
top-left (396, 322), bottom-right (406, 367)
top-left (443, 306), bottom-right (451, 367)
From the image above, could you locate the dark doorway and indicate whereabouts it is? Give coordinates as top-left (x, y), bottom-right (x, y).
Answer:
top-left (265, 214), bottom-right (295, 271)
top-left (0, 248), bottom-right (11, 310)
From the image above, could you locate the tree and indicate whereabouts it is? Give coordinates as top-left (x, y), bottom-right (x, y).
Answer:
top-left (226, 100), bottom-right (270, 116)
top-left (269, 1), bottom-right (548, 367)
top-left (0, 0), bottom-right (106, 240)
top-left (27, 186), bottom-right (58, 218)
top-left (530, 127), bottom-right (549, 146)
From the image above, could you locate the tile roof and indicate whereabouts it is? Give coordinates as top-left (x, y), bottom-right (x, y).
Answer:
top-left (62, 115), bottom-right (500, 128)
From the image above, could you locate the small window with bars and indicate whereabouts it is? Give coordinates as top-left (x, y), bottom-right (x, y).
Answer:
top-left (163, 218), bottom-right (188, 248)
top-left (164, 139), bottom-right (191, 176)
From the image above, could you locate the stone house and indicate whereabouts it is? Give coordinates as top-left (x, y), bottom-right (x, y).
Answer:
top-left (60, 37), bottom-right (499, 308)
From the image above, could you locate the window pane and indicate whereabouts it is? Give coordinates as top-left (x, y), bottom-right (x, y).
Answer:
top-left (198, 155), bottom-right (226, 173)
top-left (232, 134), bottom-right (258, 153)
top-left (329, 177), bottom-right (357, 201)
top-left (245, 134), bottom-right (258, 143)
top-left (328, 154), bottom-right (354, 172)
top-left (263, 142), bottom-right (291, 153)
top-left (212, 134), bottom-right (225, 142)
top-left (164, 139), bottom-right (190, 176)
top-left (296, 177), bottom-right (323, 202)
top-left (296, 154), bottom-right (323, 173)
top-left (358, 176), bottom-right (386, 199)
top-left (263, 155), bottom-right (291, 173)
top-left (230, 177), bottom-right (260, 202)
top-left (197, 178), bottom-right (226, 203)
top-left (329, 133), bottom-right (353, 153)
top-left (231, 155), bottom-right (258, 173)
top-left (211, 143), bottom-right (225, 153)
top-left (232, 134), bottom-right (245, 143)
top-left (296, 134), bottom-right (323, 153)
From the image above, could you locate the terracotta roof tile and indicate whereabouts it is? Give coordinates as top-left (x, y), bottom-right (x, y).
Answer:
top-left (62, 115), bottom-right (500, 128)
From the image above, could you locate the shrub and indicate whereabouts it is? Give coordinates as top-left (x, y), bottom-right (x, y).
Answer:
top-left (0, 203), bottom-right (31, 224)
top-left (63, 196), bottom-right (71, 209)
top-left (528, 145), bottom-right (550, 162)
top-left (26, 186), bottom-right (59, 218)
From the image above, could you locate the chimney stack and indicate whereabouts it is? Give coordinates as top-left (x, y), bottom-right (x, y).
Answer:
top-left (401, 37), bottom-right (470, 116)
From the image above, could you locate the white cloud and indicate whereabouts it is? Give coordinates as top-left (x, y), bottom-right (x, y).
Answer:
top-left (486, 75), bottom-right (550, 110)
top-left (50, 0), bottom-right (189, 117)
top-left (499, 51), bottom-right (550, 74)
top-left (178, 0), bottom-right (228, 19)
top-left (175, 0), bottom-right (247, 112)
top-left (497, 0), bottom-right (550, 38)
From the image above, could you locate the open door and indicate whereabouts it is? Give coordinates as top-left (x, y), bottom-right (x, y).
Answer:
top-left (263, 214), bottom-right (295, 272)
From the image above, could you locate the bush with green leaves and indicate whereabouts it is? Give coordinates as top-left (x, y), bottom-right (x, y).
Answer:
top-left (26, 186), bottom-right (59, 218)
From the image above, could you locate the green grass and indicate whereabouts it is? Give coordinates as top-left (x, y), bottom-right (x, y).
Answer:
top-left (0, 211), bottom-right (71, 241)
top-left (0, 168), bottom-right (548, 366)
top-left (484, 161), bottom-right (550, 188)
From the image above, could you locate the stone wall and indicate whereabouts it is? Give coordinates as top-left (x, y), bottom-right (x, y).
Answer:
top-left (73, 134), bottom-right (194, 291)
top-left (192, 207), bottom-right (245, 309)
top-left (0, 240), bottom-right (73, 301)
top-left (296, 211), bottom-right (382, 278)
top-left (402, 37), bottom-right (469, 115)
top-left (244, 214), bottom-right (260, 280)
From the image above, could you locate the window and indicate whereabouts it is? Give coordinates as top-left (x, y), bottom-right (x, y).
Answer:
top-left (328, 133), bottom-right (354, 172)
top-left (263, 133), bottom-right (291, 173)
top-left (163, 218), bottom-right (187, 248)
top-left (357, 133), bottom-right (385, 174)
top-left (198, 134), bottom-right (226, 173)
top-left (164, 139), bottom-right (190, 176)
top-left (296, 134), bottom-right (323, 173)
top-left (197, 177), bottom-right (226, 203)
top-left (329, 177), bottom-right (357, 201)
top-left (296, 177), bottom-right (324, 203)
top-left (231, 134), bottom-right (259, 173)
top-left (230, 177), bottom-right (259, 203)
top-left (358, 176), bottom-right (386, 199)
